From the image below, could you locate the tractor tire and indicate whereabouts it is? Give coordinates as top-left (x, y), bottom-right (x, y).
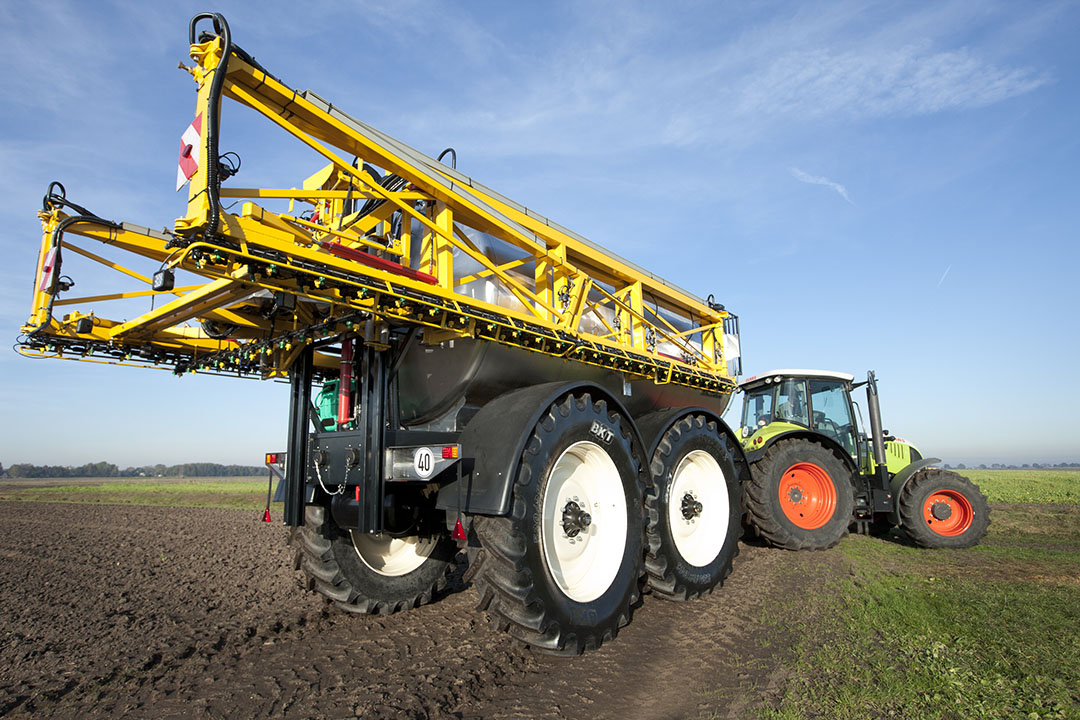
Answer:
top-left (898, 468), bottom-right (990, 549)
top-left (292, 504), bottom-right (455, 614)
top-left (745, 438), bottom-right (854, 550)
top-left (645, 414), bottom-right (743, 601)
top-left (469, 391), bottom-right (646, 655)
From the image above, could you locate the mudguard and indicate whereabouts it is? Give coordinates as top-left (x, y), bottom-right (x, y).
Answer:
top-left (634, 406), bottom-right (749, 474)
top-left (435, 380), bottom-right (644, 517)
top-left (886, 457), bottom-right (942, 524)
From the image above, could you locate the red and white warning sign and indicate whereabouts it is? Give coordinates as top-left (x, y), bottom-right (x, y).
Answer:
top-left (38, 247), bottom-right (59, 293)
top-left (175, 113), bottom-right (203, 191)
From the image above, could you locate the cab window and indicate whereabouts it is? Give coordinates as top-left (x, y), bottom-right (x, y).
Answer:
top-left (775, 379), bottom-right (809, 427)
top-left (742, 387), bottom-right (774, 429)
top-left (809, 379), bottom-right (855, 454)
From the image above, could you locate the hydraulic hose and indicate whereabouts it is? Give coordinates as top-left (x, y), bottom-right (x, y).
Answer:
top-left (187, 12), bottom-right (233, 243)
top-left (30, 199), bottom-right (119, 338)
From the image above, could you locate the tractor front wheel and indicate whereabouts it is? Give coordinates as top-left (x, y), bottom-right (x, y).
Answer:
top-left (746, 438), bottom-right (854, 550)
top-left (898, 469), bottom-right (990, 548)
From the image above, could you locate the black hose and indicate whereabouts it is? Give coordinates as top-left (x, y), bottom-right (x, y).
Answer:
top-left (187, 12), bottom-right (233, 243)
top-left (29, 212), bottom-right (120, 338)
top-left (437, 147), bottom-right (457, 169)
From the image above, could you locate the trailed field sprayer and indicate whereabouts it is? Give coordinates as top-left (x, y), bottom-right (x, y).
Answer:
top-left (737, 370), bottom-right (989, 551)
top-left (18, 13), bottom-right (748, 654)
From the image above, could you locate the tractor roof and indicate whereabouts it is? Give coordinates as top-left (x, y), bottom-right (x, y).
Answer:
top-left (739, 369), bottom-right (855, 390)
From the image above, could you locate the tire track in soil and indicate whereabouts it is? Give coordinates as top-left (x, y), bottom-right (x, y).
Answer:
top-left (0, 503), bottom-right (846, 719)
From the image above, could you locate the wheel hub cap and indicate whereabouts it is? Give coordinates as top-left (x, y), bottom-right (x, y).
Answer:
top-left (930, 501), bottom-right (952, 521)
top-left (787, 486), bottom-right (804, 504)
top-left (681, 492), bottom-right (703, 520)
top-left (562, 500), bottom-right (593, 537)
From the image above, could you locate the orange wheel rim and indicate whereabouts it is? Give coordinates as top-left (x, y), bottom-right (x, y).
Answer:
top-left (778, 462), bottom-right (837, 530)
top-left (923, 490), bottom-right (974, 537)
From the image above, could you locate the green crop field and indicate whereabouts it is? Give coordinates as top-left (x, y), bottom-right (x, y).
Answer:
top-left (963, 468), bottom-right (1080, 504)
top-left (0, 477), bottom-right (275, 510)
top-left (755, 469), bottom-right (1080, 720)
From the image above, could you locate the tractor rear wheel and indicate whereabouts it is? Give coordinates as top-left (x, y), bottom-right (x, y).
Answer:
top-left (645, 414), bottom-right (743, 600)
top-left (469, 391), bottom-right (646, 655)
top-left (898, 468), bottom-right (990, 548)
top-left (292, 504), bottom-right (456, 614)
top-left (746, 438), bottom-right (854, 550)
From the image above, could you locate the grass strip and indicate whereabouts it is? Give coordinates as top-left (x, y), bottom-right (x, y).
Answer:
top-left (757, 506), bottom-right (1080, 720)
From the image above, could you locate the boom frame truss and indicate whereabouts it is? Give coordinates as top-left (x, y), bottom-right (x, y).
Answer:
top-left (19, 19), bottom-right (738, 398)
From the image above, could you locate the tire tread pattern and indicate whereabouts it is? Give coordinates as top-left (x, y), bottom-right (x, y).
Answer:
top-left (291, 505), bottom-right (450, 615)
top-left (897, 468), bottom-right (990, 549)
top-left (745, 438), bottom-right (852, 551)
top-left (469, 393), bottom-right (644, 656)
top-left (643, 414), bottom-right (744, 601)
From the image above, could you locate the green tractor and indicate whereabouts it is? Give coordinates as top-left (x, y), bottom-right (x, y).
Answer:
top-left (737, 369), bottom-right (989, 550)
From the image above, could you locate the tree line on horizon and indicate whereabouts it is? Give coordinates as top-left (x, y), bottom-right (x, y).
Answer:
top-left (0, 461), bottom-right (265, 479)
top-left (943, 462), bottom-right (1080, 470)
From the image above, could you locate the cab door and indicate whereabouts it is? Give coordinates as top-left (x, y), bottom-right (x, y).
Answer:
top-left (808, 379), bottom-right (858, 461)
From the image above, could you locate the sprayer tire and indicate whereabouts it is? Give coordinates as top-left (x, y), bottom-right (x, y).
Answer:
top-left (645, 414), bottom-right (744, 600)
top-left (469, 391), bottom-right (646, 655)
top-left (292, 504), bottom-right (455, 614)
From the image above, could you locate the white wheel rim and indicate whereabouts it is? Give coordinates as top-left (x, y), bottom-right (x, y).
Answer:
top-left (540, 440), bottom-right (628, 603)
top-left (667, 450), bottom-right (730, 567)
top-left (351, 532), bottom-right (437, 577)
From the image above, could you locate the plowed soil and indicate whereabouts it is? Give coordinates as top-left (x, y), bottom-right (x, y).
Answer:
top-left (0, 502), bottom-right (845, 719)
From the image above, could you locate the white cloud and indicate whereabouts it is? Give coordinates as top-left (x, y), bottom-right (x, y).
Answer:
top-left (789, 167), bottom-right (855, 205)
top-left (378, 0), bottom-right (1052, 160)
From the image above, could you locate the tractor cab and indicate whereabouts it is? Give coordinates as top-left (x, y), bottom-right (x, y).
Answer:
top-left (739, 369), bottom-right (861, 464)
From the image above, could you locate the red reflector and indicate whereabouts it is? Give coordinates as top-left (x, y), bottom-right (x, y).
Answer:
top-left (262, 508), bottom-right (271, 523)
top-left (452, 517), bottom-right (467, 540)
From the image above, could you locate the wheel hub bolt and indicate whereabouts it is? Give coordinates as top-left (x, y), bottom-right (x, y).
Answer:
top-left (562, 500), bottom-right (592, 538)
top-left (930, 501), bottom-right (952, 521)
top-left (681, 492), bottom-right (703, 520)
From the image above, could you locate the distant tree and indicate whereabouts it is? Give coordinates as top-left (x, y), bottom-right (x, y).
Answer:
top-left (0, 462), bottom-right (5, 477)
top-left (956, 463), bottom-right (966, 470)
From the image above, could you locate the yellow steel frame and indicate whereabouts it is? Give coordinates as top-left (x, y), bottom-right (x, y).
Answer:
top-left (19, 30), bottom-right (737, 397)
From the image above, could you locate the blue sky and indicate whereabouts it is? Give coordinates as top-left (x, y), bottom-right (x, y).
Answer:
top-left (1, 0), bottom-right (1077, 468)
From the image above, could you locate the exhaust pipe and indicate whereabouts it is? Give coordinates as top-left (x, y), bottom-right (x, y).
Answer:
top-left (865, 370), bottom-right (887, 473)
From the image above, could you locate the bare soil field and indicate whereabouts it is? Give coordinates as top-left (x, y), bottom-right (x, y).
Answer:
top-left (0, 501), bottom-right (843, 719)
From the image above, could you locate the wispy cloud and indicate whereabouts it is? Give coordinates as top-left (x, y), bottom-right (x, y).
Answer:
top-left (790, 168), bottom-right (855, 205)
top-left (937, 265), bottom-right (952, 287)
top-left (735, 43), bottom-right (1048, 123)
